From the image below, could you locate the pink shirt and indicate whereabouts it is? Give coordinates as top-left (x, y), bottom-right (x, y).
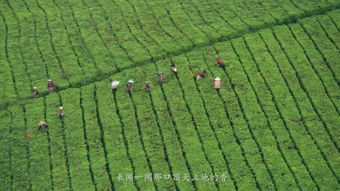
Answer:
top-left (214, 80), bottom-right (221, 89)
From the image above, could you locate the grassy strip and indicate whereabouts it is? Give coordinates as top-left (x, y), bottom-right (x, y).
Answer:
top-left (183, 53), bottom-right (239, 190)
top-left (60, 0), bottom-right (113, 73)
top-left (45, 93), bottom-right (73, 190)
top-left (173, 54), bottom-right (237, 190)
top-left (287, 23), bottom-right (340, 115)
top-left (0, 2), bottom-right (26, 98)
top-left (93, 84), bottom-right (115, 190)
top-left (148, 0), bottom-right (196, 47)
top-left (142, 63), bottom-right (196, 190)
top-left (126, 0), bottom-right (183, 53)
top-left (51, 0), bottom-right (99, 72)
top-left (317, 15), bottom-right (340, 49)
top-left (118, 67), bottom-right (178, 190)
top-left (11, 0), bottom-right (47, 93)
top-left (60, 88), bottom-right (96, 190)
top-left (2, 7), bottom-right (340, 109)
top-left (95, 80), bottom-right (138, 190)
top-left (274, 24), bottom-right (340, 155)
top-left (242, 34), bottom-right (317, 190)
top-left (212, 44), bottom-right (277, 189)
top-left (298, 18), bottom-right (340, 84)
top-left (263, 27), bottom-right (339, 189)
top-left (7, 106), bottom-right (31, 190)
top-left (0, 111), bottom-right (11, 190)
top-left (328, 9), bottom-right (340, 30)
top-left (189, 49), bottom-right (261, 190)
top-left (36, 0), bottom-right (87, 77)
top-left (24, 98), bottom-right (53, 190)
top-left (80, 84), bottom-right (112, 190)
top-left (113, 73), bottom-right (157, 190)
top-left (248, 31), bottom-right (321, 191)
top-left (86, 0), bottom-right (135, 65)
top-left (155, 59), bottom-right (221, 190)
top-left (0, 9), bottom-right (17, 109)
top-left (234, 37), bottom-right (302, 190)
top-left (77, 0), bottom-right (121, 72)
top-left (23, 0), bottom-right (69, 88)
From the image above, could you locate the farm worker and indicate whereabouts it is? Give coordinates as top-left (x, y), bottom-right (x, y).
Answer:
top-left (145, 81), bottom-right (151, 92)
top-left (127, 80), bottom-right (134, 94)
top-left (157, 72), bottom-right (164, 85)
top-left (47, 79), bottom-right (56, 93)
top-left (111, 81), bottom-right (120, 93)
top-left (171, 66), bottom-right (178, 74)
top-left (215, 57), bottom-right (225, 68)
top-left (214, 77), bottom-right (221, 90)
top-left (38, 121), bottom-right (48, 129)
top-left (57, 106), bottom-right (64, 118)
top-left (32, 87), bottom-right (40, 98)
top-left (196, 71), bottom-right (207, 80)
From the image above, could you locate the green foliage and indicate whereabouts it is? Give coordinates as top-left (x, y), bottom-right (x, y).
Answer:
top-left (0, 1), bottom-right (339, 190)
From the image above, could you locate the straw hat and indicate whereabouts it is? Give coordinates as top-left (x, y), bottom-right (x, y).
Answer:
top-left (128, 80), bottom-right (134, 83)
top-left (215, 77), bottom-right (221, 81)
top-left (59, 106), bottom-right (63, 109)
top-left (145, 81), bottom-right (149, 83)
top-left (33, 87), bottom-right (37, 89)
top-left (48, 79), bottom-right (52, 82)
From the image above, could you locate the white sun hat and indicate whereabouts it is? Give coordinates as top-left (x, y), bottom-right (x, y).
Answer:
top-left (111, 81), bottom-right (120, 86)
top-left (215, 77), bottom-right (221, 81)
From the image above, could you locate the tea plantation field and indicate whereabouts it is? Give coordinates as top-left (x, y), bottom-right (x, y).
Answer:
top-left (0, 0), bottom-right (339, 190)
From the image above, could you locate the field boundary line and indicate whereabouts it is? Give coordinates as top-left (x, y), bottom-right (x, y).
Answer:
top-left (91, 0), bottom-right (135, 64)
top-left (257, 32), bottom-right (320, 190)
top-left (169, 58), bottom-right (220, 191)
top-left (79, 89), bottom-right (98, 191)
top-left (241, 36), bottom-right (306, 190)
top-left (125, 0), bottom-right (168, 56)
top-left (327, 14), bottom-right (340, 31)
top-left (316, 17), bottom-right (340, 51)
top-left (43, 97), bottom-right (55, 190)
top-left (22, 108), bottom-right (32, 191)
top-left (0, 9), bottom-right (19, 97)
top-left (287, 23), bottom-right (340, 115)
top-left (57, 93), bottom-right (73, 191)
top-left (1, 6), bottom-right (340, 109)
top-left (288, 23), bottom-right (340, 151)
top-left (128, 92), bottom-right (159, 191)
top-left (42, 0), bottom-right (86, 75)
top-left (271, 28), bottom-right (339, 183)
top-left (185, 53), bottom-right (238, 191)
top-left (149, 60), bottom-right (198, 189)
top-left (5, 0), bottom-right (34, 91)
top-left (109, 0), bottom-right (156, 60)
top-left (201, 51), bottom-right (262, 190)
top-left (139, 66), bottom-right (180, 191)
top-left (8, 111), bottom-right (13, 191)
top-left (33, 0), bottom-right (71, 85)
top-left (93, 84), bottom-right (115, 191)
top-left (275, 4), bottom-right (340, 115)
top-left (52, 0), bottom-right (99, 70)
top-left (217, 42), bottom-right (278, 190)
top-left (298, 22), bottom-right (339, 84)
top-left (78, 0), bottom-right (119, 71)
top-left (21, 0), bottom-right (50, 80)
top-left (109, 81), bottom-right (140, 190)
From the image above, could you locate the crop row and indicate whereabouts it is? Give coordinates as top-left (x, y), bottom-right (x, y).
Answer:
top-left (1, 0), bottom-right (340, 106)
top-left (0, 10), bottom-right (339, 191)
